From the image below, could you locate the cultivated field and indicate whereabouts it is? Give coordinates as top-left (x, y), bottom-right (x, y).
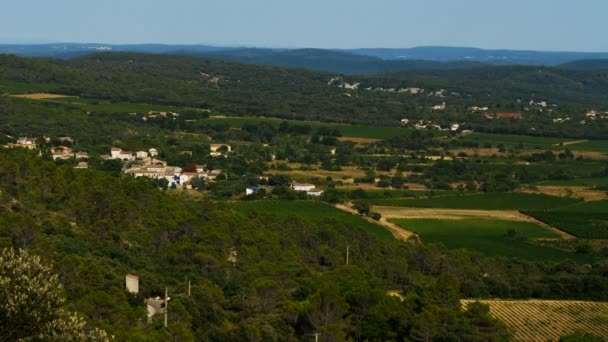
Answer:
top-left (461, 299), bottom-right (608, 341)
top-left (389, 218), bottom-right (585, 261)
top-left (526, 200), bottom-right (608, 239)
top-left (370, 193), bottom-right (581, 211)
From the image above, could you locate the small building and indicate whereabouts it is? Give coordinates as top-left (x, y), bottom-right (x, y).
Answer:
top-left (307, 189), bottom-right (324, 196)
top-left (246, 186), bottom-right (261, 195)
top-left (110, 147), bottom-right (122, 159)
top-left (148, 148), bottom-right (158, 157)
top-left (51, 146), bottom-right (73, 160)
top-left (146, 297), bottom-right (167, 319)
top-left (117, 150), bottom-right (133, 161)
top-left (330, 148), bottom-right (336, 155)
top-left (400, 118), bottom-right (410, 125)
top-left (179, 172), bottom-right (198, 185)
top-left (136, 151), bottom-right (149, 159)
top-left (432, 102), bottom-right (446, 111)
top-left (450, 123), bottom-right (460, 131)
top-left (125, 274), bottom-right (139, 294)
top-left (17, 137), bottom-right (37, 148)
top-left (74, 151), bottom-right (89, 159)
top-left (74, 161), bottom-right (88, 169)
top-left (292, 183), bottom-right (316, 192)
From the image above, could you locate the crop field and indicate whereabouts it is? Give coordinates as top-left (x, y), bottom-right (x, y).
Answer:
top-left (461, 300), bottom-right (608, 341)
top-left (526, 201), bottom-right (608, 239)
top-left (389, 218), bottom-right (586, 261)
top-left (540, 176), bottom-right (608, 186)
top-left (198, 116), bottom-right (442, 140)
top-left (370, 193), bottom-right (581, 211)
top-left (231, 200), bottom-right (394, 240)
top-left (460, 132), bottom-right (608, 152)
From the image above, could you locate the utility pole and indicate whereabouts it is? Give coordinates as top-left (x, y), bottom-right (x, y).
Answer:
top-left (188, 279), bottom-right (191, 297)
top-left (164, 287), bottom-right (168, 328)
top-left (312, 332), bottom-right (321, 342)
top-left (346, 245), bottom-right (350, 265)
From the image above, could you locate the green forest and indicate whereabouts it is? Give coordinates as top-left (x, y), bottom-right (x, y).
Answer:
top-left (1, 149), bottom-right (607, 340)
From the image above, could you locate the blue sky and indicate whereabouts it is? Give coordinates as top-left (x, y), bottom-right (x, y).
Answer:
top-left (1, 0), bottom-right (606, 51)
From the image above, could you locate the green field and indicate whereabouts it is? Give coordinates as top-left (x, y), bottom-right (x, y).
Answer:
top-left (540, 177), bottom-right (608, 186)
top-left (391, 218), bottom-right (591, 262)
top-left (198, 117), bottom-right (440, 140)
top-left (461, 133), bottom-right (608, 152)
top-left (0, 81), bottom-right (56, 94)
top-left (526, 201), bottom-right (608, 239)
top-left (231, 200), bottom-right (394, 240)
top-left (371, 193), bottom-right (581, 211)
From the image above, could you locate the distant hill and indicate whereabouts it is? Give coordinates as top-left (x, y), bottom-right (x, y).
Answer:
top-left (346, 46), bottom-right (608, 66)
top-left (190, 48), bottom-right (486, 74)
top-left (559, 59), bottom-right (608, 70)
top-left (2, 43), bottom-right (608, 73)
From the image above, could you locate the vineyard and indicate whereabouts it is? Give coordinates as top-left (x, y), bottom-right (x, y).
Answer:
top-left (525, 200), bottom-right (608, 239)
top-left (461, 300), bottom-right (608, 341)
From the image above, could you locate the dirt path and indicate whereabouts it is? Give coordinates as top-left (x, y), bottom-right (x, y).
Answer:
top-left (553, 140), bottom-right (588, 146)
top-left (334, 203), bottom-right (417, 242)
top-left (374, 206), bottom-right (575, 239)
top-left (10, 93), bottom-right (74, 100)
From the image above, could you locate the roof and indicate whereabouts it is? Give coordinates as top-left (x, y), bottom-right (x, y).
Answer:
top-left (111, 147), bottom-right (122, 151)
top-left (126, 274), bottom-right (139, 279)
top-left (292, 182), bottom-right (315, 187)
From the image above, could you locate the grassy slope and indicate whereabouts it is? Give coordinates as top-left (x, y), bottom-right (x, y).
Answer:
top-left (391, 218), bottom-right (591, 262)
top-left (231, 200), bottom-right (394, 241)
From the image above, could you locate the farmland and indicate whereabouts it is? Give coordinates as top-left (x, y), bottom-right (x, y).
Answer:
top-left (389, 218), bottom-right (587, 261)
top-left (526, 200), bottom-right (608, 239)
top-left (459, 132), bottom-right (608, 152)
top-left (370, 192), bottom-right (581, 211)
top-left (230, 200), bottom-right (394, 240)
top-left (461, 300), bottom-right (608, 341)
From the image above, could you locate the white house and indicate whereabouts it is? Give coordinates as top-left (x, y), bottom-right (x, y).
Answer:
top-left (400, 118), bottom-right (410, 125)
top-left (292, 183), bottom-right (316, 192)
top-left (74, 161), bottom-right (89, 169)
top-left (179, 172), bottom-right (198, 185)
top-left (74, 151), bottom-right (89, 159)
top-left (149, 148), bottom-right (158, 157)
top-left (51, 146), bottom-right (73, 160)
top-left (246, 186), bottom-right (261, 195)
top-left (307, 189), bottom-right (324, 196)
top-left (110, 147), bottom-right (122, 159)
top-left (450, 123), bottom-right (460, 131)
top-left (136, 151), bottom-right (149, 159)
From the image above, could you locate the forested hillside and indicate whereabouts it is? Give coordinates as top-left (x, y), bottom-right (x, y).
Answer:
top-left (1, 53), bottom-right (608, 131)
top-left (1, 150), bottom-right (607, 340)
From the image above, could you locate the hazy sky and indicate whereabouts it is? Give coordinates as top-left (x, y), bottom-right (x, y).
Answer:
top-left (1, 0), bottom-right (606, 51)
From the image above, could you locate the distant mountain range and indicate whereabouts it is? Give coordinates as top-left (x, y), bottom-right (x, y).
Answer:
top-left (1, 43), bottom-right (608, 74)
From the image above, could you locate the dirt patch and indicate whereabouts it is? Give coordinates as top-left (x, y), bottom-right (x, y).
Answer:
top-left (520, 186), bottom-right (608, 201)
top-left (374, 206), bottom-right (575, 239)
top-left (553, 140), bottom-right (588, 146)
top-left (11, 93), bottom-right (74, 100)
top-left (337, 137), bottom-right (381, 144)
top-left (334, 203), bottom-right (416, 242)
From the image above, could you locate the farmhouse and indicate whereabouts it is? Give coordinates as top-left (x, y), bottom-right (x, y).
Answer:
top-left (307, 189), bottom-right (324, 196)
top-left (292, 183), bottom-right (316, 192)
top-left (51, 146), bottom-right (73, 160)
top-left (136, 151), bottom-right (149, 159)
top-left (432, 102), bottom-right (446, 111)
top-left (400, 118), bottom-right (410, 125)
top-left (6, 137), bottom-right (38, 149)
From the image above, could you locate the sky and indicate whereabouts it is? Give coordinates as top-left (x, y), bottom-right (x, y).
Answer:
top-left (1, 0), bottom-right (606, 52)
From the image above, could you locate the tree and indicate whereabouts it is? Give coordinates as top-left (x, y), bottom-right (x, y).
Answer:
top-left (0, 248), bottom-right (108, 341)
top-left (352, 200), bottom-right (371, 216)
